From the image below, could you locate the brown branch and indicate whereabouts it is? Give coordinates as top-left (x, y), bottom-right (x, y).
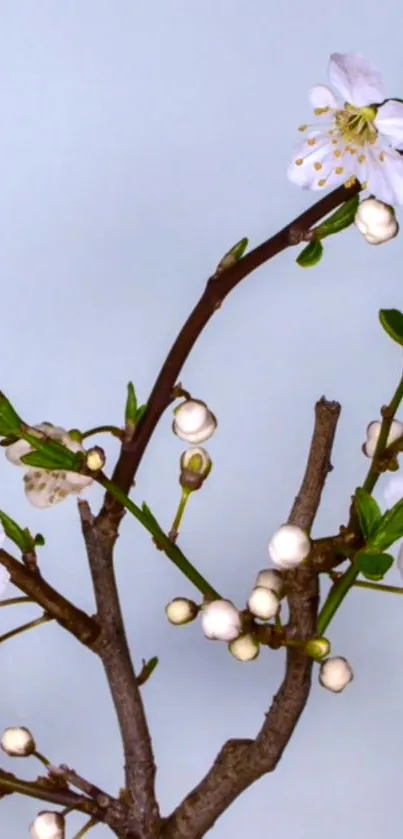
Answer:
top-left (48, 764), bottom-right (115, 808)
top-left (96, 181), bottom-right (359, 534)
top-left (78, 500), bottom-right (160, 839)
top-left (162, 397), bottom-right (341, 839)
top-left (0, 769), bottom-right (106, 819)
top-left (0, 549), bottom-right (99, 647)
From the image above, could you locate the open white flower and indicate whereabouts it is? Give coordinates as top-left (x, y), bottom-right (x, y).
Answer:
top-left (4, 422), bottom-right (93, 508)
top-left (288, 53), bottom-right (403, 205)
top-left (363, 419), bottom-right (403, 457)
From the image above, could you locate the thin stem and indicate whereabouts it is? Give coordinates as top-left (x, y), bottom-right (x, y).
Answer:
top-left (0, 596), bottom-right (34, 608)
top-left (98, 475), bottom-right (221, 598)
top-left (169, 489), bottom-right (191, 540)
top-left (73, 818), bottom-right (98, 839)
top-left (34, 750), bottom-right (50, 768)
top-left (0, 613), bottom-right (52, 645)
top-left (330, 572), bottom-right (403, 595)
top-left (80, 425), bottom-right (123, 441)
top-left (317, 562), bottom-right (358, 636)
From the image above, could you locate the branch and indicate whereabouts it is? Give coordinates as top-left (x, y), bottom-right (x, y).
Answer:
top-left (0, 769), bottom-right (105, 819)
top-left (162, 397), bottom-right (341, 839)
top-left (78, 500), bottom-right (160, 839)
top-left (0, 549), bottom-right (99, 647)
top-left (96, 182), bottom-right (359, 533)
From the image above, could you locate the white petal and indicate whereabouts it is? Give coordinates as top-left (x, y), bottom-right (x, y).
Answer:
top-left (328, 53), bottom-right (385, 107)
top-left (383, 475), bottom-right (403, 508)
top-left (5, 438), bottom-right (33, 466)
top-left (309, 85), bottom-right (338, 110)
top-left (65, 471), bottom-right (93, 491)
top-left (370, 147), bottom-right (403, 204)
top-left (287, 135), bottom-right (335, 188)
top-left (24, 471), bottom-right (72, 508)
top-left (375, 100), bottom-right (403, 146)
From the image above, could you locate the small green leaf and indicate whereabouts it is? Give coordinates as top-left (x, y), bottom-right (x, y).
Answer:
top-left (296, 239), bottom-right (324, 267)
top-left (215, 238), bottom-right (248, 273)
top-left (33, 532), bottom-right (46, 547)
top-left (379, 309), bottom-right (403, 348)
top-left (315, 195), bottom-right (360, 239)
top-left (135, 404), bottom-right (148, 424)
top-left (125, 382), bottom-right (138, 427)
top-left (356, 550), bottom-right (394, 581)
top-left (0, 393), bottom-right (23, 436)
top-left (0, 511), bottom-right (36, 553)
top-left (354, 488), bottom-right (382, 540)
top-left (137, 656), bottom-right (159, 686)
top-left (21, 438), bottom-right (83, 471)
top-left (371, 498), bottom-right (403, 551)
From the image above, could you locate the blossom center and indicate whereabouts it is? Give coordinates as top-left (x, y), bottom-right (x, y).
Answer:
top-left (335, 104), bottom-right (378, 147)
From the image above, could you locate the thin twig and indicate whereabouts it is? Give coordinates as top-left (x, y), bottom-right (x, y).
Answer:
top-left (48, 764), bottom-right (115, 808)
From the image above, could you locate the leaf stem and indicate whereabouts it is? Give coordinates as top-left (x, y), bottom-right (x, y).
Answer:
top-left (0, 596), bottom-right (34, 608)
top-left (0, 614), bottom-right (52, 646)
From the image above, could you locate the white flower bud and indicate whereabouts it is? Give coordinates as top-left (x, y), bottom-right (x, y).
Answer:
top-left (85, 446), bottom-right (105, 472)
top-left (355, 198), bottom-right (399, 245)
top-left (247, 586), bottom-right (279, 620)
top-left (201, 599), bottom-right (242, 641)
top-left (319, 656), bottom-right (353, 693)
top-left (254, 568), bottom-right (284, 596)
top-left (363, 419), bottom-right (403, 457)
top-left (305, 637), bottom-right (331, 661)
top-left (165, 598), bottom-right (198, 625)
top-left (268, 525), bottom-right (311, 569)
top-left (1, 726), bottom-right (36, 756)
top-left (30, 811), bottom-right (65, 839)
top-left (173, 399), bottom-right (217, 444)
top-left (229, 633), bottom-right (260, 662)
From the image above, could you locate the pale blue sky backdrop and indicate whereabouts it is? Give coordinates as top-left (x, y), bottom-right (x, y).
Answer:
top-left (0, 2), bottom-right (402, 837)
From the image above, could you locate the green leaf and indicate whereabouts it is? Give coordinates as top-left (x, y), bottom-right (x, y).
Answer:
top-left (125, 382), bottom-right (137, 427)
top-left (0, 511), bottom-right (36, 553)
top-left (371, 498), bottom-right (403, 551)
top-left (356, 550), bottom-right (394, 581)
top-left (296, 239), bottom-right (324, 267)
top-left (135, 404), bottom-right (147, 424)
top-left (379, 309), bottom-right (403, 348)
top-left (21, 437), bottom-right (83, 471)
top-left (0, 393), bottom-right (23, 436)
top-left (141, 502), bottom-right (161, 529)
top-left (315, 195), bottom-right (360, 239)
top-left (215, 237), bottom-right (248, 273)
top-left (354, 488), bottom-right (382, 540)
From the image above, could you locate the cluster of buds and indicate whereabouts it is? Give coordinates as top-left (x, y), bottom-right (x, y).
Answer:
top-left (268, 524), bottom-right (311, 569)
top-left (363, 419), bottom-right (403, 459)
top-left (355, 198), bottom-right (399, 245)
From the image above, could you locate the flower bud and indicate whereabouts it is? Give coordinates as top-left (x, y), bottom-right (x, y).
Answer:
top-left (247, 586), bottom-right (279, 620)
top-left (363, 419), bottom-right (403, 457)
top-left (179, 447), bottom-right (212, 491)
top-left (85, 446), bottom-right (105, 472)
top-left (30, 811), bottom-right (65, 839)
top-left (305, 637), bottom-right (331, 661)
top-left (1, 726), bottom-right (36, 757)
top-left (165, 598), bottom-right (199, 625)
top-left (229, 633), bottom-right (260, 662)
top-left (254, 568), bottom-right (284, 596)
top-left (355, 198), bottom-right (398, 245)
top-left (268, 525), bottom-right (311, 569)
top-left (172, 399), bottom-right (217, 444)
top-left (319, 656), bottom-right (353, 693)
top-left (201, 599), bottom-right (242, 641)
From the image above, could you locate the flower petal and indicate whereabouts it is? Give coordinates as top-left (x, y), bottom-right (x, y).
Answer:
top-left (287, 134), bottom-right (335, 187)
top-left (0, 565), bottom-right (10, 595)
top-left (309, 85), bottom-right (338, 110)
top-left (369, 147), bottom-right (403, 204)
top-left (24, 471), bottom-right (72, 508)
top-left (328, 53), bottom-right (385, 107)
top-left (375, 100), bottom-right (403, 146)
top-left (5, 438), bottom-right (33, 466)
top-left (384, 475), bottom-right (403, 508)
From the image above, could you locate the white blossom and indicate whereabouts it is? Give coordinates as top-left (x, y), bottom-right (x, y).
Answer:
top-left (1, 726), bottom-right (35, 756)
top-left (268, 525), bottom-right (311, 569)
top-left (201, 599), bottom-right (242, 641)
top-left (165, 598), bottom-right (198, 625)
top-left (355, 198), bottom-right (399, 244)
top-left (229, 633), bottom-right (260, 662)
top-left (319, 656), bottom-right (354, 693)
top-left (247, 586), bottom-right (279, 620)
top-left (364, 419), bottom-right (403, 457)
top-left (288, 53), bottom-right (403, 205)
top-left (254, 568), bottom-right (284, 596)
top-left (30, 811), bottom-right (65, 839)
top-left (4, 422), bottom-right (93, 508)
top-left (172, 400), bottom-right (217, 444)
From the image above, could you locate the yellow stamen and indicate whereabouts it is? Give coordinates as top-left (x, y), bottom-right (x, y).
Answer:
top-left (298, 124), bottom-right (308, 132)
top-left (314, 162), bottom-right (323, 171)
top-left (379, 151), bottom-right (385, 162)
top-left (307, 138), bottom-right (316, 146)
top-left (318, 178), bottom-right (327, 187)
top-left (358, 154), bottom-right (366, 163)
top-left (333, 150), bottom-right (342, 158)
top-left (345, 176), bottom-right (357, 188)
top-left (314, 107), bottom-right (330, 115)
top-left (335, 166), bottom-right (344, 175)
top-left (295, 159), bottom-right (303, 166)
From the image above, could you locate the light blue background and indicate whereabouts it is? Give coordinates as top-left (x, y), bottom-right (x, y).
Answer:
top-left (0, 2), bottom-right (402, 837)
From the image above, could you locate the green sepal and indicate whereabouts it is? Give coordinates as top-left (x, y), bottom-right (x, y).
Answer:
top-left (296, 239), bottom-right (324, 267)
top-left (370, 497), bottom-right (403, 551)
top-left (0, 393), bottom-right (24, 437)
top-left (215, 237), bottom-right (249, 273)
top-left (125, 382), bottom-right (138, 427)
top-left (21, 435), bottom-right (84, 471)
top-left (379, 309), bottom-right (403, 348)
top-left (315, 195), bottom-right (360, 239)
top-left (356, 550), bottom-right (394, 581)
top-left (354, 488), bottom-right (382, 541)
top-left (0, 510), bottom-right (43, 553)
